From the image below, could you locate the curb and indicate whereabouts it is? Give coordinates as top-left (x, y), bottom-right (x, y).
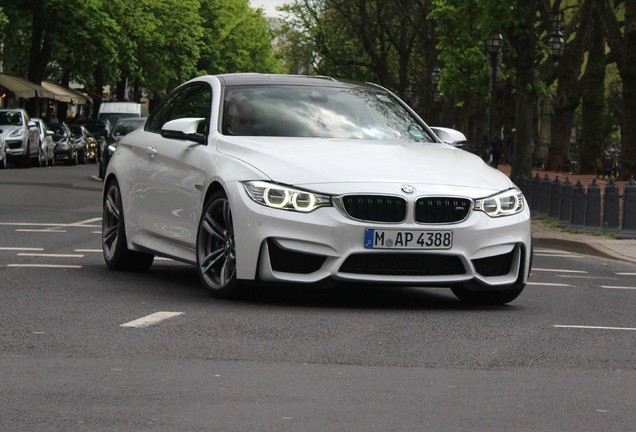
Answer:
top-left (533, 236), bottom-right (636, 265)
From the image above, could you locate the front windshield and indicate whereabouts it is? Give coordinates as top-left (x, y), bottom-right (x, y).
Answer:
top-left (114, 120), bottom-right (144, 137)
top-left (0, 111), bottom-right (23, 126)
top-left (48, 124), bottom-right (67, 139)
top-left (222, 85), bottom-right (434, 142)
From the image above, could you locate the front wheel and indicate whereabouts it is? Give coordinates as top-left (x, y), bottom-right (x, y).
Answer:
top-left (0, 149), bottom-right (7, 169)
top-left (451, 244), bottom-right (532, 305)
top-left (34, 147), bottom-right (45, 167)
top-left (102, 180), bottom-right (154, 271)
top-left (196, 190), bottom-right (242, 298)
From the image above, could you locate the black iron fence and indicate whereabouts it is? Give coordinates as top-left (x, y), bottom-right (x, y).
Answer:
top-left (516, 174), bottom-right (636, 239)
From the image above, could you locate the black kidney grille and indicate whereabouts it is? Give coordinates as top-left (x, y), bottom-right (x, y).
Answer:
top-left (342, 195), bottom-right (406, 223)
top-left (415, 197), bottom-right (472, 223)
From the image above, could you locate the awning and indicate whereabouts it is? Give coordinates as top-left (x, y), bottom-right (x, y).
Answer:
top-left (0, 73), bottom-right (55, 99)
top-left (42, 81), bottom-right (91, 105)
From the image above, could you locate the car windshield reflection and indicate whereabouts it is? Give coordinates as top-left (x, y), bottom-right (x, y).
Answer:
top-left (222, 85), bottom-right (434, 142)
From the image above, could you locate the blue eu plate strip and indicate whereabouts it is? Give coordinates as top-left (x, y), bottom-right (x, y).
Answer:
top-left (365, 229), bottom-right (374, 248)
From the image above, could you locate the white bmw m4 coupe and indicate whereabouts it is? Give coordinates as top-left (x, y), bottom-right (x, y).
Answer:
top-left (102, 73), bottom-right (532, 304)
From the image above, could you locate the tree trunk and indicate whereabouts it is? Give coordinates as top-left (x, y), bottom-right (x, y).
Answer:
top-left (512, 92), bottom-right (535, 182)
top-left (579, 10), bottom-right (606, 174)
top-left (546, 0), bottom-right (592, 171)
top-left (509, 0), bottom-right (538, 182)
top-left (621, 0), bottom-right (636, 179)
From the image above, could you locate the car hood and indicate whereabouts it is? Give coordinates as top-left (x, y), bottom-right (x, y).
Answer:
top-left (0, 126), bottom-right (21, 138)
top-left (217, 136), bottom-right (514, 194)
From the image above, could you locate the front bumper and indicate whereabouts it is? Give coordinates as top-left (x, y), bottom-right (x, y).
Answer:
top-left (227, 182), bottom-right (532, 288)
top-left (5, 139), bottom-right (27, 156)
top-left (54, 147), bottom-right (74, 161)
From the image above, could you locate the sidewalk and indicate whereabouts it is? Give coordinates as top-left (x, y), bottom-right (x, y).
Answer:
top-left (496, 164), bottom-right (636, 265)
top-left (531, 219), bottom-right (636, 265)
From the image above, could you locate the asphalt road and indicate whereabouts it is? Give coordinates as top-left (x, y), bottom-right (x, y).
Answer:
top-left (1, 164), bottom-right (635, 432)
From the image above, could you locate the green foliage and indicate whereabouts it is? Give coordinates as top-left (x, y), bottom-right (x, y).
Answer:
top-left (428, 0), bottom-right (491, 105)
top-left (0, 0), bottom-right (282, 99)
top-left (198, 0), bottom-right (282, 76)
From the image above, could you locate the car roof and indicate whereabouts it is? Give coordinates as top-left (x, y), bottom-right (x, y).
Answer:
top-left (212, 73), bottom-right (382, 91)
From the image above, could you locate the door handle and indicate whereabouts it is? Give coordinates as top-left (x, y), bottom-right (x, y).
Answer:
top-left (147, 146), bottom-right (157, 158)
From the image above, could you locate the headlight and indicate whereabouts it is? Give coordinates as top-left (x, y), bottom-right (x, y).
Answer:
top-left (9, 129), bottom-right (25, 138)
top-left (243, 181), bottom-right (332, 212)
top-left (474, 188), bottom-right (524, 217)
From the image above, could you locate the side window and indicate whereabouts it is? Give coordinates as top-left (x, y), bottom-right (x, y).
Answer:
top-left (146, 83), bottom-right (212, 134)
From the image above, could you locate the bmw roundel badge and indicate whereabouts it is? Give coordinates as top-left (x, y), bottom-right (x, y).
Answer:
top-left (401, 184), bottom-right (415, 194)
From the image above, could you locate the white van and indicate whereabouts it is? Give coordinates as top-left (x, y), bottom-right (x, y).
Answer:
top-left (98, 102), bottom-right (148, 126)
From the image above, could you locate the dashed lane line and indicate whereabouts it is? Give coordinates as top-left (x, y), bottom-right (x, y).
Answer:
top-left (7, 264), bottom-right (82, 269)
top-left (0, 247), bottom-right (44, 251)
top-left (534, 253), bottom-right (584, 258)
top-left (532, 268), bottom-right (588, 273)
top-left (15, 229), bottom-right (66, 233)
top-left (120, 312), bottom-right (185, 328)
top-left (17, 253), bottom-right (84, 258)
top-left (553, 325), bottom-right (636, 331)
top-left (601, 285), bottom-right (636, 290)
top-left (527, 282), bottom-right (573, 287)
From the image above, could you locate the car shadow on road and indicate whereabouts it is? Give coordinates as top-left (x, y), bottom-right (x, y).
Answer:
top-left (90, 260), bottom-right (520, 312)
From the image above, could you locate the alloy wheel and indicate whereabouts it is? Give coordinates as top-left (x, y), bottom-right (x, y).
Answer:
top-left (197, 194), bottom-right (237, 292)
top-left (102, 183), bottom-right (121, 261)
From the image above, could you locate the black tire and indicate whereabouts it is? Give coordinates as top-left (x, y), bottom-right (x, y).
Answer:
top-left (78, 149), bottom-right (86, 164)
top-left (196, 190), bottom-right (242, 298)
top-left (451, 244), bottom-right (533, 305)
top-left (35, 147), bottom-right (45, 167)
top-left (98, 160), bottom-right (106, 179)
top-left (20, 143), bottom-right (31, 168)
top-left (451, 282), bottom-right (526, 305)
top-left (102, 180), bottom-right (154, 271)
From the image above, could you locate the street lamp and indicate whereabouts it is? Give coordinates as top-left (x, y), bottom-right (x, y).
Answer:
top-left (484, 34), bottom-right (504, 154)
top-left (548, 30), bottom-right (566, 60)
top-left (548, 11), bottom-right (566, 61)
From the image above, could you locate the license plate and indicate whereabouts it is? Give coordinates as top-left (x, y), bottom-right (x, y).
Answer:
top-left (364, 229), bottom-right (453, 249)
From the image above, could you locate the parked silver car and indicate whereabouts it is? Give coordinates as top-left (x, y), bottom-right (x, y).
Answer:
top-left (34, 118), bottom-right (56, 166)
top-left (0, 135), bottom-right (6, 169)
top-left (0, 108), bottom-right (39, 167)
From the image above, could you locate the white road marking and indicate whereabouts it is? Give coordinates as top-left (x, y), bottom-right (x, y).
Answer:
top-left (527, 282), bottom-right (573, 287)
top-left (0, 247), bottom-right (44, 251)
top-left (532, 268), bottom-right (588, 273)
top-left (558, 275), bottom-right (616, 280)
top-left (75, 249), bottom-right (102, 253)
top-left (69, 217), bottom-right (102, 227)
top-left (616, 272), bottom-right (636, 276)
top-left (7, 264), bottom-right (82, 269)
top-left (534, 248), bottom-right (575, 254)
top-left (15, 229), bottom-right (66, 233)
top-left (601, 285), bottom-right (636, 290)
top-left (17, 253), bottom-right (84, 258)
top-left (534, 253), bottom-right (584, 258)
top-left (120, 312), bottom-right (184, 328)
top-left (553, 325), bottom-right (636, 331)
top-left (0, 219), bottom-right (101, 228)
